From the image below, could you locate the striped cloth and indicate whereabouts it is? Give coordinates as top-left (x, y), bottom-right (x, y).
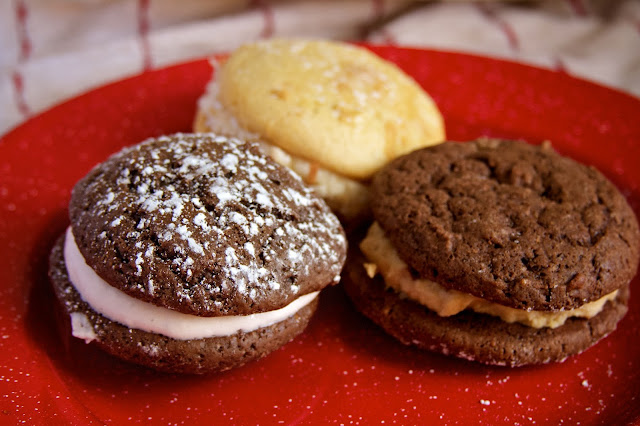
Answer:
top-left (2, 0), bottom-right (639, 135)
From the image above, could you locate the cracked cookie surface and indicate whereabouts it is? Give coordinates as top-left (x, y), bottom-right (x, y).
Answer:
top-left (371, 139), bottom-right (639, 311)
top-left (69, 133), bottom-right (346, 316)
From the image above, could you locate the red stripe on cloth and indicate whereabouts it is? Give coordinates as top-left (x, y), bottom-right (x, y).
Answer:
top-left (251, 0), bottom-right (275, 39)
top-left (11, 71), bottom-right (31, 117)
top-left (15, 0), bottom-right (31, 61)
top-left (476, 3), bottom-right (520, 51)
top-left (12, 0), bottom-right (32, 118)
top-left (553, 57), bottom-right (570, 75)
top-left (371, 0), bottom-right (385, 18)
top-left (370, 0), bottom-right (397, 45)
top-left (377, 28), bottom-right (398, 45)
top-left (566, 0), bottom-right (588, 17)
top-left (138, 0), bottom-right (153, 71)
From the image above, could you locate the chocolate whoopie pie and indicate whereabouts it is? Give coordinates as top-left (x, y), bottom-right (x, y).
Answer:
top-left (49, 133), bottom-right (346, 374)
top-left (343, 138), bottom-right (639, 366)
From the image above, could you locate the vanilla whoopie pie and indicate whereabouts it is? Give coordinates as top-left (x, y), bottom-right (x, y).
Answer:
top-left (343, 138), bottom-right (639, 366)
top-left (194, 38), bottom-right (445, 222)
top-left (49, 133), bottom-right (346, 374)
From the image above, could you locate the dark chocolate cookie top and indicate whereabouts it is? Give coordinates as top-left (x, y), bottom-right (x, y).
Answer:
top-left (70, 133), bottom-right (346, 316)
top-left (371, 139), bottom-right (640, 311)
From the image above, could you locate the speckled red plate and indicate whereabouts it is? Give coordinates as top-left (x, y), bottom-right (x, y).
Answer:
top-left (1, 46), bottom-right (640, 425)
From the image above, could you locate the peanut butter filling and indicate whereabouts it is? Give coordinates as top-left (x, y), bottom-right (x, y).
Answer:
top-left (361, 222), bottom-right (618, 329)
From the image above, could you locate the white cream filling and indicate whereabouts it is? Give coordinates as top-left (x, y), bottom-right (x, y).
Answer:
top-left (360, 222), bottom-right (618, 329)
top-left (64, 227), bottom-right (318, 340)
top-left (69, 312), bottom-right (98, 343)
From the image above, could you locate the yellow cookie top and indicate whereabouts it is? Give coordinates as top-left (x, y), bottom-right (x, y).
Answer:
top-left (216, 39), bottom-right (445, 180)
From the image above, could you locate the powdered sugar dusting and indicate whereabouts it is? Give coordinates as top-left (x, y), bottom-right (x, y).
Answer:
top-left (79, 133), bottom-right (346, 315)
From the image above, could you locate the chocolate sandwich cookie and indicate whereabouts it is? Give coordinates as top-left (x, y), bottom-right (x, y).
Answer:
top-left (343, 138), bottom-right (639, 366)
top-left (49, 133), bottom-right (346, 374)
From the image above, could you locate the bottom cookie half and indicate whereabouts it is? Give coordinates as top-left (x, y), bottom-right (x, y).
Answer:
top-left (49, 236), bottom-right (317, 374)
top-left (342, 249), bottom-right (629, 367)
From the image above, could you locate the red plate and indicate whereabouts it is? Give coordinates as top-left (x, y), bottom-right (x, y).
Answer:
top-left (1, 45), bottom-right (639, 425)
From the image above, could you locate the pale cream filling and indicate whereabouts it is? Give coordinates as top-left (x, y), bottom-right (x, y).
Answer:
top-left (258, 142), bottom-right (370, 219)
top-left (196, 77), bottom-right (370, 220)
top-left (63, 227), bottom-right (319, 341)
top-left (360, 222), bottom-right (618, 329)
